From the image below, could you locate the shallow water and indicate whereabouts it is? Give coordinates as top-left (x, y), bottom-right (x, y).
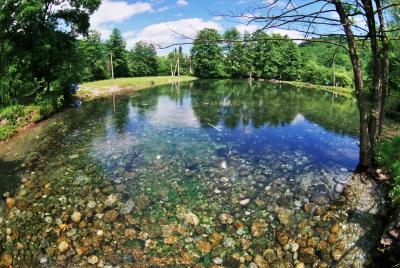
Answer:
top-left (1, 80), bottom-right (377, 267)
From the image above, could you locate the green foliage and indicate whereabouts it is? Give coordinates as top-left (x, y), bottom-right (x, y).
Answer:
top-left (77, 31), bottom-right (109, 82)
top-left (0, 0), bottom-right (101, 105)
top-left (0, 94), bottom-right (64, 140)
top-left (0, 105), bottom-right (32, 140)
top-left (386, 39), bottom-right (400, 117)
top-left (107, 29), bottom-right (130, 78)
top-left (129, 42), bottom-right (158, 77)
top-left (191, 29), bottom-right (226, 78)
top-left (167, 46), bottom-right (191, 76)
top-left (375, 137), bottom-right (400, 202)
top-left (34, 94), bottom-right (64, 120)
top-left (156, 57), bottom-right (172, 76)
top-left (223, 28), bottom-right (245, 78)
top-left (297, 37), bottom-right (368, 88)
top-left (192, 29), bottom-right (302, 81)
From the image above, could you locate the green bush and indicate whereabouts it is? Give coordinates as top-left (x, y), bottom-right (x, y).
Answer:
top-left (0, 105), bottom-right (34, 140)
top-left (34, 94), bottom-right (64, 121)
top-left (386, 91), bottom-right (400, 117)
top-left (0, 94), bottom-right (63, 141)
top-left (375, 137), bottom-right (400, 202)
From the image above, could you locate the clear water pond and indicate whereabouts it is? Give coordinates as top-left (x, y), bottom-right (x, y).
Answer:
top-left (1, 80), bottom-right (383, 267)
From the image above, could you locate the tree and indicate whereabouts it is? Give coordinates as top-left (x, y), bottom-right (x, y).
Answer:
top-left (191, 28), bottom-right (226, 78)
top-left (107, 29), bottom-right (130, 78)
top-left (223, 28), bottom-right (245, 78)
top-left (129, 41), bottom-right (158, 77)
top-left (156, 56), bottom-right (172, 76)
top-left (0, 0), bottom-right (101, 103)
top-left (77, 31), bottom-right (108, 82)
top-left (228, 0), bottom-right (397, 168)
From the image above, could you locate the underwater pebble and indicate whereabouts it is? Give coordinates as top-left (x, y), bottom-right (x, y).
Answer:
top-left (239, 199), bottom-right (250, 206)
top-left (87, 201), bottom-right (96, 208)
top-left (335, 183), bottom-right (344, 193)
top-left (71, 212), bottom-right (81, 223)
top-left (58, 241), bottom-right (69, 253)
top-left (221, 161), bottom-right (227, 169)
top-left (88, 255), bottom-right (99, 264)
top-left (213, 257), bottom-right (223, 265)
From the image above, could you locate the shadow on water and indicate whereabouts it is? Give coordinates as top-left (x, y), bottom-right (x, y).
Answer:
top-left (0, 158), bottom-right (23, 196)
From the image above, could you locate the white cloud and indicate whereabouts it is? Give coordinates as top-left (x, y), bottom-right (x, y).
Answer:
top-left (125, 18), bottom-right (222, 54)
top-left (236, 24), bottom-right (304, 42)
top-left (157, 6), bottom-right (169, 12)
top-left (268, 28), bottom-right (304, 40)
top-left (213, 16), bottom-right (224, 21)
top-left (90, 0), bottom-right (152, 38)
top-left (176, 0), bottom-right (188, 7)
top-left (236, 24), bottom-right (259, 34)
top-left (123, 31), bottom-right (136, 38)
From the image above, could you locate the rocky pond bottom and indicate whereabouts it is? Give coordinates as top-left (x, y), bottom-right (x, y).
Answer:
top-left (0, 80), bottom-right (388, 267)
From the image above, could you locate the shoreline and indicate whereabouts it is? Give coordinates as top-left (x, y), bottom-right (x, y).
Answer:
top-left (0, 76), bottom-right (197, 143)
top-left (77, 76), bottom-right (198, 100)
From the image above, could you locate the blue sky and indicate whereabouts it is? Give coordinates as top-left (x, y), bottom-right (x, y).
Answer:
top-left (90, 0), bottom-right (250, 53)
top-left (89, 0), bottom-right (364, 55)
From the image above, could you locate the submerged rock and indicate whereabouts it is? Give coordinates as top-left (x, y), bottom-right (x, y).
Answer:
top-left (120, 200), bottom-right (135, 215)
top-left (219, 213), bottom-right (233, 225)
top-left (276, 207), bottom-right (293, 226)
top-left (298, 247), bottom-right (317, 264)
top-left (71, 212), bottom-right (82, 223)
top-left (276, 231), bottom-right (289, 246)
top-left (310, 192), bottom-right (329, 205)
top-left (58, 241), bottom-right (69, 253)
top-left (88, 255), bottom-right (99, 264)
top-left (196, 240), bottom-right (211, 254)
top-left (182, 212), bottom-right (199, 226)
top-left (104, 210), bottom-right (119, 223)
top-left (239, 199), bottom-right (250, 206)
top-left (69, 154), bottom-right (79, 160)
top-left (251, 220), bottom-right (267, 237)
top-left (0, 254), bottom-right (12, 267)
top-left (5, 197), bottom-right (15, 210)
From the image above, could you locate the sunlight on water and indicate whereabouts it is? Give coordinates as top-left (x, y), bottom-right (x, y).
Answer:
top-left (1, 80), bottom-right (375, 267)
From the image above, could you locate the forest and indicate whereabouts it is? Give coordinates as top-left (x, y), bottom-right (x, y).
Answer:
top-left (2, 22), bottom-right (400, 116)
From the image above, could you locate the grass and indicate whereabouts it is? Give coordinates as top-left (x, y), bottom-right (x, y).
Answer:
top-left (0, 94), bottom-right (63, 141)
top-left (279, 80), bottom-right (353, 97)
top-left (0, 104), bottom-right (38, 141)
top-left (375, 136), bottom-right (400, 202)
top-left (78, 76), bottom-right (197, 99)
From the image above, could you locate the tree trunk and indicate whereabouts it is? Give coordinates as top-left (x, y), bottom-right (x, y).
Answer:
top-left (334, 0), bottom-right (371, 167)
top-left (376, 0), bottom-right (390, 136)
top-left (363, 0), bottom-right (383, 147)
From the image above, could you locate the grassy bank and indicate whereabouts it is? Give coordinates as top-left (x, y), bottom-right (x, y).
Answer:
top-left (277, 80), bottom-right (353, 97)
top-left (375, 136), bottom-right (400, 202)
top-left (0, 95), bottom-right (64, 141)
top-left (78, 76), bottom-right (197, 99)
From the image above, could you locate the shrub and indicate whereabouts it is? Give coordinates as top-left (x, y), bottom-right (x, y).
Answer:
top-left (375, 137), bottom-right (400, 202)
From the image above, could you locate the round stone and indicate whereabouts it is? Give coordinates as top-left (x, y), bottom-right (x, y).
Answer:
top-left (239, 199), bottom-right (250, 206)
top-left (58, 241), bottom-right (69, 253)
top-left (71, 212), bottom-right (82, 223)
top-left (335, 183), bottom-right (344, 193)
top-left (88, 255), bottom-right (99, 264)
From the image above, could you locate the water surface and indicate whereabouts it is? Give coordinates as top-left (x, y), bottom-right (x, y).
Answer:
top-left (1, 80), bottom-right (368, 267)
